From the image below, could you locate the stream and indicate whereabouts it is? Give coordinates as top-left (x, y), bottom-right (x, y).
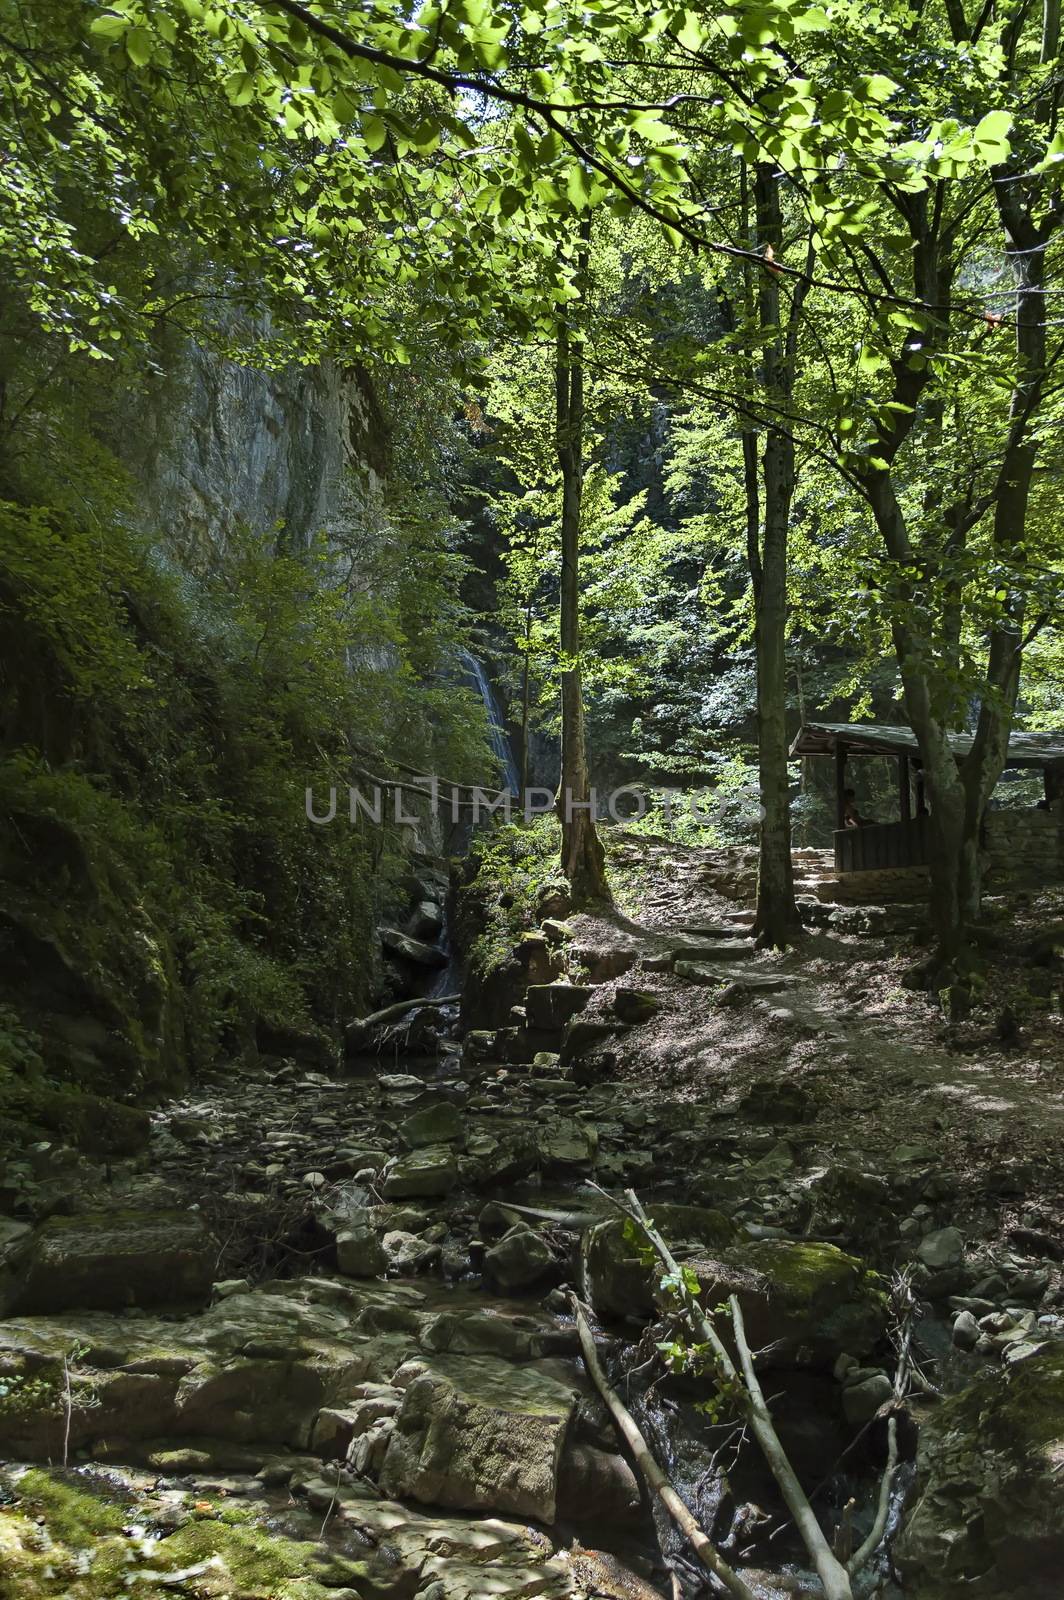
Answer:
top-left (1, 985), bottom-right (912, 1600)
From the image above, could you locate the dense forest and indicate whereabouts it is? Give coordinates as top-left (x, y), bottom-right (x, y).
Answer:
top-left (1, 2), bottom-right (1063, 1598)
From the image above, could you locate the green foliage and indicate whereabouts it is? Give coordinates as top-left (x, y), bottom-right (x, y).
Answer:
top-left (0, 469), bottom-right (487, 1101)
top-left (457, 816), bottom-right (563, 979)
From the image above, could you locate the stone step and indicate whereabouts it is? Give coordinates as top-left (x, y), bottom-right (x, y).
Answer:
top-left (673, 960), bottom-right (794, 992)
top-left (668, 939), bottom-right (753, 962)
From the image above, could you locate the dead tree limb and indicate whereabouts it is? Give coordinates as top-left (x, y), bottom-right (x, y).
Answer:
top-left (570, 1294), bottom-right (757, 1600)
top-left (846, 1276), bottom-right (912, 1578)
top-left (345, 994), bottom-right (459, 1043)
top-left (587, 1185), bottom-right (855, 1600)
top-left (729, 1297), bottom-right (854, 1600)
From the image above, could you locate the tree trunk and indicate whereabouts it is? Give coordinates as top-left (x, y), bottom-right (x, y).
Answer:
top-left (751, 164), bottom-right (799, 948)
top-left (555, 315), bottom-right (610, 906)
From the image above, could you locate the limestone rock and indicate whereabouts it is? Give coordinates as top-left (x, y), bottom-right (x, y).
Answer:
top-left (379, 1355), bottom-right (577, 1521)
top-left (586, 1211), bottom-right (884, 1366)
top-left (841, 1373), bottom-right (892, 1424)
top-left (336, 1224), bottom-right (387, 1279)
top-left (896, 1344), bottom-right (1064, 1597)
top-left (380, 928), bottom-right (447, 967)
top-left (381, 1147), bottom-right (458, 1199)
top-left (524, 984), bottom-right (592, 1031)
top-left (917, 1226), bottom-right (964, 1269)
top-left (484, 1227), bottom-right (554, 1290)
top-left (400, 1101), bottom-right (464, 1149)
top-left (611, 989), bottom-right (660, 1024)
top-left (1, 1209), bottom-right (216, 1314)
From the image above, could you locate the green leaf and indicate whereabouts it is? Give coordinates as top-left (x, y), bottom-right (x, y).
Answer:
top-left (362, 114), bottom-right (387, 152)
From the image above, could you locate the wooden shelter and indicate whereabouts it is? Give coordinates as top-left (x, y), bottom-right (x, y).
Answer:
top-left (789, 721), bottom-right (1064, 874)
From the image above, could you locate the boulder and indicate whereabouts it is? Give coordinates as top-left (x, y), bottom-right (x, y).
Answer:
top-left (1, 1209), bottom-right (216, 1314)
top-left (536, 1118), bottom-right (597, 1169)
top-left (917, 1226), bottom-right (965, 1269)
top-left (611, 989), bottom-right (660, 1024)
top-left (409, 900), bottom-right (444, 940)
top-left (379, 1355), bottom-right (578, 1522)
top-left (484, 1227), bottom-right (554, 1290)
top-left (585, 1205), bottom-right (737, 1322)
top-left (380, 928), bottom-right (447, 968)
top-left (585, 1211), bottom-right (884, 1367)
top-left (381, 1147), bottom-right (458, 1200)
top-left (896, 1345), bottom-right (1064, 1598)
top-left (524, 984), bottom-right (592, 1031)
top-left (399, 1101), bottom-right (464, 1149)
top-left (336, 1224), bottom-right (387, 1279)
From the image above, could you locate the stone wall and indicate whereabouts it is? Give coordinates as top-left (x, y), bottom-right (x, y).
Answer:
top-left (984, 805), bottom-right (1064, 891)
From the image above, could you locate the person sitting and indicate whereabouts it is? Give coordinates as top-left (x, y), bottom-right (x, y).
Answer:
top-left (843, 787), bottom-right (875, 828)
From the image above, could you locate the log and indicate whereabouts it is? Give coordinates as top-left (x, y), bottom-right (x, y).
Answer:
top-left (345, 993), bottom-right (459, 1043)
top-left (571, 1294), bottom-right (757, 1600)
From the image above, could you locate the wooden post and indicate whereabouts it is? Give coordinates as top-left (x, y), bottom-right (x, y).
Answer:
top-left (899, 754), bottom-right (912, 822)
top-left (914, 761), bottom-right (928, 816)
top-left (835, 743), bottom-right (848, 830)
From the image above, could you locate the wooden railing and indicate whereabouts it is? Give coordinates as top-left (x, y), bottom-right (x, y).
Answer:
top-left (834, 816), bottom-right (931, 873)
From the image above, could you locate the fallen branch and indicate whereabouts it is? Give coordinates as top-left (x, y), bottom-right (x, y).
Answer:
top-left (345, 993), bottom-right (459, 1042)
top-left (730, 1297), bottom-right (854, 1600)
top-left (587, 1185), bottom-right (854, 1600)
top-left (846, 1275), bottom-right (913, 1577)
top-left (570, 1294), bottom-right (757, 1600)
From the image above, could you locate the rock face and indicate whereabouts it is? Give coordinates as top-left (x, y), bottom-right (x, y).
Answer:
top-left (1, 1209), bottom-right (216, 1314)
top-left (379, 1355), bottom-right (578, 1522)
top-left (896, 1346), bottom-right (1064, 1599)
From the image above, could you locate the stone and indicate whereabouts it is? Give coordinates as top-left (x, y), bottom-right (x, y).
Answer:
top-left (381, 1147), bottom-right (458, 1200)
top-left (484, 1227), bottom-right (554, 1290)
top-left (382, 1231), bottom-right (440, 1274)
top-left (409, 900), bottom-right (444, 940)
top-left (540, 918), bottom-right (575, 945)
top-left (557, 1443), bottom-right (641, 1523)
top-left (559, 1020), bottom-right (615, 1071)
top-left (670, 940), bottom-right (753, 962)
top-left (336, 1225), bottom-right (387, 1278)
top-left (952, 1310), bottom-right (981, 1351)
top-left (400, 1101), bottom-right (464, 1149)
top-left (586, 1212), bottom-right (884, 1367)
top-left (917, 1226), bottom-right (964, 1269)
top-left (380, 927), bottom-right (448, 967)
top-left (611, 988), bottom-right (660, 1024)
top-left (379, 1355), bottom-right (578, 1522)
top-left (524, 984), bottom-right (592, 1031)
top-left (1, 1209), bottom-right (216, 1314)
top-left (841, 1373), bottom-right (892, 1424)
top-left (378, 1074), bottom-right (427, 1097)
top-left (896, 1345), bottom-right (1064, 1598)
top-left (739, 1078), bottom-right (818, 1124)
top-left (535, 883), bottom-right (572, 920)
top-left (536, 1119), bottom-right (596, 1169)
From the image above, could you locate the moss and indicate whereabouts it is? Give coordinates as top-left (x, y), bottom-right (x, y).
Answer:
top-left (0, 1468), bottom-right (378, 1600)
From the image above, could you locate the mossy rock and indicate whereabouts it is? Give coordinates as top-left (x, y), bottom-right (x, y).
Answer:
top-left (585, 1211), bottom-right (884, 1367)
top-left (0, 1079), bottom-right (149, 1158)
top-left (584, 1204), bottom-right (738, 1321)
top-left (0, 1467), bottom-right (416, 1599)
top-left (896, 1344), bottom-right (1064, 1598)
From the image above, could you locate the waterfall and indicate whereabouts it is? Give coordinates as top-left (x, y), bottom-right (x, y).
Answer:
top-left (460, 651), bottom-right (520, 795)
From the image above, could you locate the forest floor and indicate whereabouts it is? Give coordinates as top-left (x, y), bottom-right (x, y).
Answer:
top-left (572, 834), bottom-right (1064, 1256)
